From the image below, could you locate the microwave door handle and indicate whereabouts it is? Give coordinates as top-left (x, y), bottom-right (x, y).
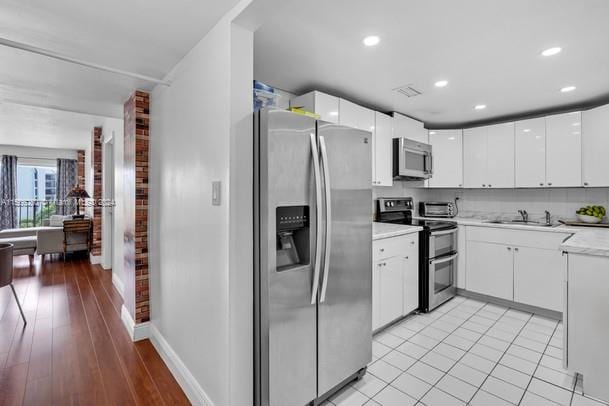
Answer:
top-left (310, 133), bottom-right (323, 305)
top-left (429, 253), bottom-right (458, 265)
top-left (319, 135), bottom-right (332, 303)
top-left (430, 228), bottom-right (458, 237)
top-left (426, 152), bottom-right (433, 174)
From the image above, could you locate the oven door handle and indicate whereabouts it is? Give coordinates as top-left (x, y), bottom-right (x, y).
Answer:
top-left (429, 253), bottom-right (458, 265)
top-left (430, 228), bottom-right (458, 237)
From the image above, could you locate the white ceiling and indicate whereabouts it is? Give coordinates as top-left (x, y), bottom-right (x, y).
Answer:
top-left (254, 0), bottom-right (609, 127)
top-left (0, 102), bottom-right (114, 150)
top-left (0, 0), bottom-right (242, 118)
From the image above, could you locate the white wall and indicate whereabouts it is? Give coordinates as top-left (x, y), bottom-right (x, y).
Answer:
top-left (148, 2), bottom-right (253, 405)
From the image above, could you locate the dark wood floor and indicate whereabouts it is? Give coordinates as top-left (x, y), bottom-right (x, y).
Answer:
top-left (0, 256), bottom-right (190, 406)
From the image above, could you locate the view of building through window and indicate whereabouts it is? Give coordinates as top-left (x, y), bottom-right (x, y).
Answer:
top-left (16, 164), bottom-right (57, 227)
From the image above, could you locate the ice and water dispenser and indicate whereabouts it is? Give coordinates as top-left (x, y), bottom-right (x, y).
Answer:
top-left (276, 206), bottom-right (310, 271)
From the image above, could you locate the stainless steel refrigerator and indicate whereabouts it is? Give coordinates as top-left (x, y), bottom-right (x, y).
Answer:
top-left (254, 108), bottom-right (373, 406)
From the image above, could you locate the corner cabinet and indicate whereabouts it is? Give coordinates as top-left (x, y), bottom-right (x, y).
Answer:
top-left (582, 104), bottom-right (609, 187)
top-left (372, 233), bottom-right (419, 331)
top-left (427, 130), bottom-right (463, 188)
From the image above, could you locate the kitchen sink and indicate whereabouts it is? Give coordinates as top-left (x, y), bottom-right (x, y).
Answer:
top-left (484, 220), bottom-right (555, 227)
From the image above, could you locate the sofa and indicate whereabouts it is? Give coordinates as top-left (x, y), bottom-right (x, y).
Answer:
top-left (0, 215), bottom-right (73, 260)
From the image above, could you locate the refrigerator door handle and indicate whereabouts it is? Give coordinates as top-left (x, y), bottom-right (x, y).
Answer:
top-left (310, 133), bottom-right (323, 305)
top-left (319, 135), bottom-right (332, 303)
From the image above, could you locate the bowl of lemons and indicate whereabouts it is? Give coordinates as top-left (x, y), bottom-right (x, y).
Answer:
top-left (576, 205), bottom-right (606, 223)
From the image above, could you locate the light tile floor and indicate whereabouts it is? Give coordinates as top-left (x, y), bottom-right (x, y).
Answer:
top-left (324, 296), bottom-right (609, 406)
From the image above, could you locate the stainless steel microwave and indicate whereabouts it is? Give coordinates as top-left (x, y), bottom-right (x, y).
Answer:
top-left (392, 137), bottom-right (433, 180)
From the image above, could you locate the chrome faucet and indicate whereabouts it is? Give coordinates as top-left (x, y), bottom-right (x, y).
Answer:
top-left (545, 210), bottom-right (551, 225)
top-left (518, 209), bottom-right (529, 222)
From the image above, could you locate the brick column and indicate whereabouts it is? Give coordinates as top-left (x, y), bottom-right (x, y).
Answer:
top-left (77, 150), bottom-right (85, 187)
top-left (124, 90), bottom-right (150, 325)
top-left (91, 127), bottom-right (103, 257)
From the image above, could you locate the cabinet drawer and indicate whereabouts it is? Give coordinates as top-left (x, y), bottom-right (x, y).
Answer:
top-left (373, 234), bottom-right (417, 261)
top-left (466, 226), bottom-right (571, 250)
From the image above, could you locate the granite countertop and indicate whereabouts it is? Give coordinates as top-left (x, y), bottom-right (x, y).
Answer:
top-left (559, 230), bottom-right (609, 257)
top-left (373, 222), bottom-right (423, 241)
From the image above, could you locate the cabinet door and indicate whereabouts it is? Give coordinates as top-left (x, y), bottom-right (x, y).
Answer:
top-left (374, 112), bottom-right (394, 186)
top-left (403, 236), bottom-right (419, 315)
top-left (513, 246), bottom-right (565, 312)
top-left (582, 104), bottom-right (609, 187)
top-left (427, 130), bottom-right (463, 188)
top-left (372, 261), bottom-right (381, 330)
top-left (546, 112), bottom-right (582, 187)
top-left (463, 127), bottom-right (488, 188)
top-left (466, 241), bottom-right (513, 300)
top-left (393, 113), bottom-right (427, 143)
top-left (378, 257), bottom-right (404, 327)
top-left (515, 118), bottom-right (546, 187)
top-left (339, 99), bottom-right (374, 133)
top-left (487, 122), bottom-right (515, 188)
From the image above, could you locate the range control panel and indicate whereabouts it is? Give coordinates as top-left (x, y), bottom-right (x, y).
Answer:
top-left (377, 197), bottom-right (413, 213)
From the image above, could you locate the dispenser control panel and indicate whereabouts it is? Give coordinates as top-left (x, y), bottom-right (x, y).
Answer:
top-left (276, 206), bottom-right (309, 231)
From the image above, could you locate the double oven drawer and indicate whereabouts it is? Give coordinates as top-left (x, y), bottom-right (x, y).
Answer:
top-left (429, 228), bottom-right (458, 259)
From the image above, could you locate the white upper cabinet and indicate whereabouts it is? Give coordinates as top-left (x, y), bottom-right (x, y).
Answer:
top-left (393, 112), bottom-right (428, 143)
top-left (487, 123), bottom-right (515, 188)
top-left (545, 112), bottom-right (582, 187)
top-left (515, 118), bottom-right (546, 187)
top-left (427, 130), bottom-right (463, 188)
top-left (463, 127), bottom-right (489, 188)
top-left (290, 91), bottom-right (339, 123)
top-left (582, 104), bottom-right (609, 187)
top-left (373, 112), bottom-right (394, 186)
top-left (339, 99), bottom-right (375, 132)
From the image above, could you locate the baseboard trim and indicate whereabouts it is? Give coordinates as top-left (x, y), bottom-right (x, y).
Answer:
top-left (120, 305), bottom-right (150, 342)
top-left (112, 273), bottom-right (125, 299)
top-left (89, 254), bottom-right (102, 265)
top-left (149, 323), bottom-right (213, 406)
top-left (457, 289), bottom-right (563, 320)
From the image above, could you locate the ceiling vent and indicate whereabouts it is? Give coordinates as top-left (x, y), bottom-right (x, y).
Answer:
top-left (393, 84), bottom-right (422, 98)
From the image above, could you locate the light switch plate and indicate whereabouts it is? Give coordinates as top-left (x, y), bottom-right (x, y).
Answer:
top-left (212, 181), bottom-right (221, 206)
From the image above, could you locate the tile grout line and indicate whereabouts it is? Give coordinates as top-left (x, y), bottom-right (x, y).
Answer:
top-left (465, 309), bottom-right (534, 405)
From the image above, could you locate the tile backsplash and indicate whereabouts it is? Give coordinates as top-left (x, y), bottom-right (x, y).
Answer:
top-left (374, 181), bottom-right (609, 222)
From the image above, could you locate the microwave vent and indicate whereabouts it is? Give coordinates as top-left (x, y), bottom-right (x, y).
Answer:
top-left (393, 84), bottom-right (422, 98)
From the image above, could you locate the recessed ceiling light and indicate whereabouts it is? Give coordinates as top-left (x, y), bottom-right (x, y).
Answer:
top-left (541, 47), bottom-right (562, 57)
top-left (561, 86), bottom-right (576, 93)
top-left (362, 35), bottom-right (380, 47)
top-left (448, 136), bottom-right (456, 140)
top-left (429, 131), bottom-right (437, 135)
top-left (523, 129), bottom-right (531, 133)
top-left (474, 104), bottom-right (487, 110)
top-left (434, 80), bottom-right (448, 88)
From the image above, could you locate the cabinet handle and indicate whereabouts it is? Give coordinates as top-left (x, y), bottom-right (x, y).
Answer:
top-left (458, 184), bottom-right (462, 187)
top-left (507, 247), bottom-right (512, 251)
top-left (548, 182), bottom-right (553, 186)
top-left (514, 247), bottom-right (519, 252)
top-left (482, 184), bottom-right (486, 187)
top-left (539, 183), bottom-right (544, 186)
top-left (584, 182), bottom-right (589, 186)
top-left (410, 241), bottom-right (415, 245)
top-left (405, 256), bottom-right (409, 259)
top-left (488, 184), bottom-right (492, 188)
top-left (380, 248), bottom-right (384, 252)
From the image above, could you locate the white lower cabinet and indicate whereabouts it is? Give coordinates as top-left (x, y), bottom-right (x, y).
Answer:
top-left (466, 241), bottom-right (514, 301)
top-left (372, 233), bottom-right (419, 331)
top-left (513, 246), bottom-right (565, 312)
top-left (465, 226), bottom-right (568, 312)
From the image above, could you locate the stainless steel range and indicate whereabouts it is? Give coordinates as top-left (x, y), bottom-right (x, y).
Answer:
top-left (376, 197), bottom-right (458, 312)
